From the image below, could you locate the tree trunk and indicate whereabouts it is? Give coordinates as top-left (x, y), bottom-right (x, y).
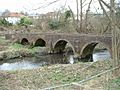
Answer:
top-left (110, 0), bottom-right (119, 66)
top-left (80, 0), bottom-right (83, 32)
top-left (76, 0), bottom-right (79, 31)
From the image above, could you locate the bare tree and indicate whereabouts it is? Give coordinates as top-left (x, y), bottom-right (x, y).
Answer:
top-left (76, 0), bottom-right (79, 31)
top-left (110, 0), bottom-right (119, 67)
top-left (85, 0), bottom-right (92, 31)
top-left (80, 0), bottom-right (83, 31)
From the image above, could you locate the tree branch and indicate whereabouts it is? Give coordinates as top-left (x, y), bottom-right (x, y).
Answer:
top-left (100, 0), bottom-right (111, 9)
top-left (98, 0), bottom-right (111, 22)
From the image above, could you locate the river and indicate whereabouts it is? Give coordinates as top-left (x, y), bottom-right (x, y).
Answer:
top-left (0, 50), bottom-right (111, 70)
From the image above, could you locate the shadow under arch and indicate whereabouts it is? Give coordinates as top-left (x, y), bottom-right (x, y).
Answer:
top-left (53, 39), bottom-right (75, 54)
top-left (80, 41), bottom-right (111, 62)
top-left (34, 38), bottom-right (46, 47)
top-left (21, 38), bottom-right (29, 45)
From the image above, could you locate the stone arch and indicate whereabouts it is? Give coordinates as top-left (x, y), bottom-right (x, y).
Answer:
top-left (21, 38), bottom-right (29, 45)
top-left (34, 38), bottom-right (46, 47)
top-left (80, 41), bottom-right (111, 61)
top-left (53, 39), bottom-right (75, 54)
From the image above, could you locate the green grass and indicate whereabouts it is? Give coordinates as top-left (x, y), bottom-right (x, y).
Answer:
top-left (9, 43), bottom-right (37, 52)
top-left (107, 77), bottom-right (120, 90)
top-left (0, 36), bottom-right (9, 44)
top-left (49, 71), bottom-right (81, 84)
top-left (112, 77), bottom-right (120, 84)
top-left (8, 43), bottom-right (47, 56)
top-left (9, 43), bottom-right (24, 50)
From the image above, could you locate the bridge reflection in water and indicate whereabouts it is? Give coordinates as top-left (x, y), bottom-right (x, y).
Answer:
top-left (0, 49), bottom-right (111, 71)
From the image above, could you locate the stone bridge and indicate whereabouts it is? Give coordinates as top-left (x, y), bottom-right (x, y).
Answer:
top-left (5, 33), bottom-right (112, 59)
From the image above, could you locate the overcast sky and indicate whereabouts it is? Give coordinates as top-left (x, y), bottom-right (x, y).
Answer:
top-left (0, 0), bottom-right (116, 14)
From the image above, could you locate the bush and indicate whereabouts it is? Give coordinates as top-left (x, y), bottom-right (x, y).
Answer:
top-left (48, 20), bottom-right (60, 30)
top-left (64, 10), bottom-right (72, 22)
top-left (0, 18), bottom-right (12, 26)
top-left (18, 17), bottom-right (32, 27)
top-left (48, 10), bottom-right (72, 30)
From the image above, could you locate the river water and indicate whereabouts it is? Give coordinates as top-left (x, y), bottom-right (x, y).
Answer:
top-left (0, 50), bottom-right (111, 70)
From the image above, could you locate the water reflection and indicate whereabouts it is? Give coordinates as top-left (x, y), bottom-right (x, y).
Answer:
top-left (0, 54), bottom-right (74, 70)
top-left (0, 50), bottom-right (111, 70)
top-left (69, 55), bottom-right (74, 64)
top-left (0, 61), bottom-right (41, 70)
top-left (93, 50), bottom-right (111, 62)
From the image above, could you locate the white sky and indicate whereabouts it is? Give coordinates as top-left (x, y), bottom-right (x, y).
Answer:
top-left (0, 0), bottom-right (115, 14)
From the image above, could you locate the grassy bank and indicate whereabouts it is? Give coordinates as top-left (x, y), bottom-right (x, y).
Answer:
top-left (0, 60), bottom-right (119, 90)
top-left (0, 43), bottom-right (48, 60)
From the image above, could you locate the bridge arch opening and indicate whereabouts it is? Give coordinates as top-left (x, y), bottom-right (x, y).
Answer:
top-left (34, 38), bottom-right (46, 47)
top-left (53, 39), bottom-right (75, 55)
top-left (81, 42), bottom-right (111, 62)
top-left (21, 38), bottom-right (29, 45)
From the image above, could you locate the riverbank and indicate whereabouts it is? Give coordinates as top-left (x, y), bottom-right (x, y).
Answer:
top-left (0, 60), bottom-right (119, 90)
top-left (0, 43), bottom-right (48, 60)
